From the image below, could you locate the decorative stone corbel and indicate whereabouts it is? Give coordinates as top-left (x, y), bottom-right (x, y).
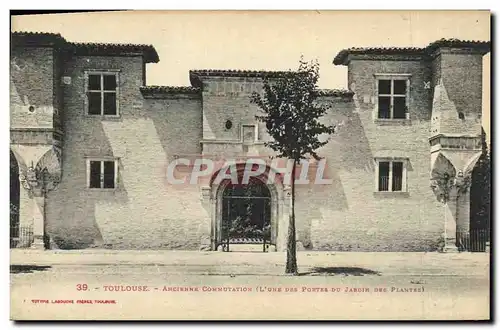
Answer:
top-left (454, 170), bottom-right (472, 194)
top-left (19, 147), bottom-right (62, 249)
top-left (430, 172), bottom-right (455, 204)
top-left (19, 164), bottom-right (41, 197)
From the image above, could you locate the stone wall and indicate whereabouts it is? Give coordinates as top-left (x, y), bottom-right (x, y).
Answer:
top-left (14, 52), bottom-right (448, 251)
top-left (45, 54), bottom-right (209, 249)
top-left (10, 47), bottom-right (56, 129)
top-left (300, 60), bottom-right (442, 251)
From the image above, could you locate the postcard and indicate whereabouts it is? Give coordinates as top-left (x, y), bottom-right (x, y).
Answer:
top-left (10, 10), bottom-right (491, 320)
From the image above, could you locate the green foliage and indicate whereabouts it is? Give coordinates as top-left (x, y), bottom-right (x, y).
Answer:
top-left (250, 58), bottom-right (334, 274)
top-left (470, 128), bottom-right (490, 233)
top-left (225, 216), bottom-right (270, 240)
top-left (250, 58), bottom-right (335, 161)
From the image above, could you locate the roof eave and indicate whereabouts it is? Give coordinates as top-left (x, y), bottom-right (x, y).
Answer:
top-left (332, 50), bottom-right (349, 66)
top-left (333, 39), bottom-right (491, 65)
top-left (140, 86), bottom-right (201, 99)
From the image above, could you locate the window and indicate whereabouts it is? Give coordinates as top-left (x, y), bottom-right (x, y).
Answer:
top-left (376, 159), bottom-right (407, 192)
top-left (242, 124), bottom-right (258, 144)
top-left (85, 71), bottom-right (119, 116)
top-left (375, 74), bottom-right (410, 120)
top-left (87, 159), bottom-right (118, 189)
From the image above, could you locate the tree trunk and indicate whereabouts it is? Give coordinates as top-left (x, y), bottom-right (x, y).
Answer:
top-left (285, 159), bottom-right (298, 274)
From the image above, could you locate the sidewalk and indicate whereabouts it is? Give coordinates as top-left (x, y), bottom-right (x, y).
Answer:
top-left (10, 249), bottom-right (490, 276)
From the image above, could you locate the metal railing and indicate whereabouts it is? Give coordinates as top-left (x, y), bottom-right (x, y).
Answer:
top-left (10, 225), bottom-right (33, 248)
top-left (378, 176), bottom-right (403, 192)
top-left (220, 196), bottom-right (272, 252)
top-left (456, 229), bottom-right (490, 252)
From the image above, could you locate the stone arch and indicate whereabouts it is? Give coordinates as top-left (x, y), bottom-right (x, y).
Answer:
top-left (9, 145), bottom-right (62, 249)
top-left (9, 147), bottom-right (26, 174)
top-left (209, 163), bottom-right (287, 251)
top-left (210, 163), bottom-right (285, 200)
top-left (430, 153), bottom-right (457, 203)
top-left (35, 147), bottom-right (62, 192)
top-left (431, 152), bottom-right (456, 180)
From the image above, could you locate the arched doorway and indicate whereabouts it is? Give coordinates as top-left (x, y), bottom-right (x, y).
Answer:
top-left (220, 176), bottom-right (271, 252)
top-left (208, 163), bottom-right (286, 252)
top-left (10, 151), bottom-right (20, 248)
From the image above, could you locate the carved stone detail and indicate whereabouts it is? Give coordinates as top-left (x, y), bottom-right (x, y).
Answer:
top-left (454, 170), bottom-right (472, 194)
top-left (430, 170), bottom-right (472, 203)
top-left (18, 147), bottom-right (62, 197)
top-left (430, 172), bottom-right (455, 204)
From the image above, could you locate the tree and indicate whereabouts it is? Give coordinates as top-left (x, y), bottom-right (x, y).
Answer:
top-left (250, 58), bottom-right (335, 274)
top-left (470, 128), bottom-right (490, 237)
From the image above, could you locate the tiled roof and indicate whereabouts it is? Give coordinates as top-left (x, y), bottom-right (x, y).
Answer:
top-left (11, 31), bottom-right (159, 63)
top-left (140, 85), bottom-right (200, 95)
top-left (11, 31), bottom-right (67, 47)
top-left (189, 69), bottom-right (294, 87)
top-left (190, 69), bottom-right (293, 77)
top-left (70, 42), bottom-right (159, 63)
top-left (426, 38), bottom-right (490, 53)
top-left (188, 70), bottom-right (355, 97)
top-left (333, 38), bottom-right (491, 65)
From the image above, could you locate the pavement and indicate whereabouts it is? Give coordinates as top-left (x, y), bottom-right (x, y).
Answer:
top-left (10, 249), bottom-right (490, 276)
top-left (10, 250), bottom-right (491, 320)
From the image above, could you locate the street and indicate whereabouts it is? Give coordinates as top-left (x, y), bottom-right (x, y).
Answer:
top-left (10, 251), bottom-right (491, 320)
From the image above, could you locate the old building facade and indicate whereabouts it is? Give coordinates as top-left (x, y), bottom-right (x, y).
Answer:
top-left (10, 32), bottom-right (490, 252)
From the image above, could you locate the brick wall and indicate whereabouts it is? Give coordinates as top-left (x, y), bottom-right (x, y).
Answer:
top-left (297, 60), bottom-right (443, 251)
top-left (45, 55), bottom-right (209, 249)
top-left (10, 47), bottom-right (55, 129)
top-left (194, 70), bottom-right (444, 251)
top-left (201, 77), bottom-right (268, 138)
top-left (10, 38), bottom-right (487, 252)
top-left (432, 51), bottom-right (483, 136)
top-left (39, 54), bottom-right (448, 251)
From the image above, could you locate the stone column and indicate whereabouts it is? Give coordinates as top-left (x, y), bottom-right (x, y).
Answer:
top-left (31, 195), bottom-right (45, 249)
top-left (431, 173), bottom-right (458, 253)
top-left (455, 172), bottom-right (472, 251)
top-left (19, 166), bottom-right (46, 250)
top-left (431, 169), bottom-right (473, 253)
top-left (456, 188), bottom-right (471, 232)
top-left (443, 187), bottom-right (459, 252)
top-left (17, 182), bottom-right (32, 248)
top-left (17, 147), bottom-right (62, 250)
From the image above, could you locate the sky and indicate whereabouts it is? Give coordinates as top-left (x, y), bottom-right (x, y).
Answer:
top-left (11, 10), bottom-right (491, 138)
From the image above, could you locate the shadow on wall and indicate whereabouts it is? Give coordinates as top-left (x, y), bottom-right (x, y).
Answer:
top-left (295, 175), bottom-right (348, 249)
top-left (146, 98), bottom-right (203, 165)
top-left (297, 100), bottom-right (374, 249)
top-left (335, 106), bottom-right (375, 173)
top-left (47, 117), bottom-right (130, 250)
top-left (10, 51), bottom-right (50, 109)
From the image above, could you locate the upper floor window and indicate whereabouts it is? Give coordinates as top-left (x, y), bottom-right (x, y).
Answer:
top-left (375, 74), bottom-right (410, 120)
top-left (87, 158), bottom-right (118, 189)
top-left (85, 71), bottom-right (119, 116)
top-left (375, 158), bottom-right (408, 192)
